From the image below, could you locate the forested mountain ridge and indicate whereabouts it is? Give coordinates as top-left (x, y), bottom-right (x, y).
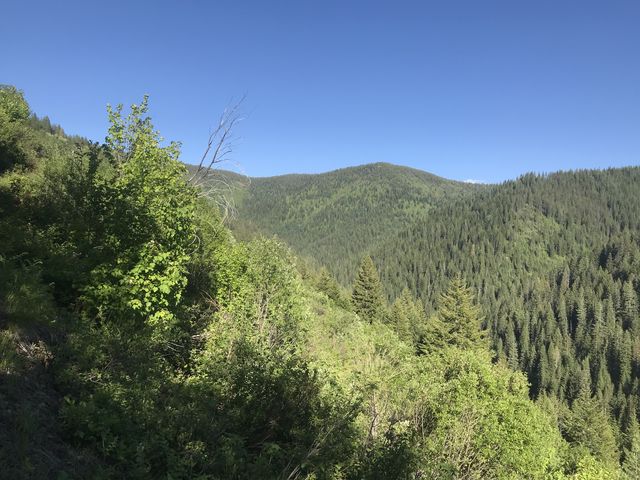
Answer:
top-left (201, 158), bottom-right (640, 476)
top-left (204, 161), bottom-right (640, 432)
top-left (371, 166), bottom-right (640, 442)
top-left (217, 160), bottom-right (640, 426)
top-left (191, 162), bottom-right (486, 284)
top-left (376, 167), bottom-right (640, 303)
top-left (2, 86), bottom-right (640, 478)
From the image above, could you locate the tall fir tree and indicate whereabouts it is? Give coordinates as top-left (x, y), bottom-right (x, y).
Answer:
top-left (352, 256), bottom-right (386, 323)
top-left (505, 322), bottom-right (519, 370)
top-left (563, 390), bottom-right (620, 468)
top-left (622, 406), bottom-right (640, 479)
top-left (436, 275), bottom-right (486, 350)
top-left (622, 280), bottom-right (638, 334)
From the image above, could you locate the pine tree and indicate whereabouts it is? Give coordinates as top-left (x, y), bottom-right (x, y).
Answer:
top-left (622, 280), bottom-right (638, 334)
top-left (579, 357), bottom-right (593, 398)
top-left (520, 316), bottom-right (532, 369)
top-left (563, 390), bottom-right (619, 468)
top-left (591, 301), bottom-right (605, 354)
top-left (560, 264), bottom-right (571, 293)
top-left (623, 433), bottom-right (640, 479)
top-left (535, 345), bottom-right (550, 395)
top-left (437, 276), bottom-right (485, 350)
top-left (505, 322), bottom-right (519, 370)
top-left (317, 267), bottom-right (347, 307)
top-left (390, 288), bottom-right (415, 342)
top-left (417, 314), bottom-right (450, 355)
top-left (594, 353), bottom-right (614, 405)
top-left (623, 402), bottom-right (640, 479)
top-left (575, 292), bottom-right (588, 354)
top-left (351, 256), bottom-right (386, 323)
top-left (619, 330), bottom-right (633, 392)
top-left (557, 294), bottom-right (569, 337)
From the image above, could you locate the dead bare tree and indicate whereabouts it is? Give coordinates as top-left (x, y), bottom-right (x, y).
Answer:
top-left (189, 96), bottom-right (249, 222)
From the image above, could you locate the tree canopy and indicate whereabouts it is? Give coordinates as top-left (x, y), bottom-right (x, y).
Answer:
top-left (352, 255), bottom-right (386, 323)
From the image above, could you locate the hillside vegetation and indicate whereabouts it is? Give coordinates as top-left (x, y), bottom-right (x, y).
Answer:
top-left (198, 163), bottom-right (484, 284)
top-left (1, 86), bottom-right (638, 479)
top-left (233, 158), bottom-right (640, 477)
top-left (370, 167), bottom-right (640, 432)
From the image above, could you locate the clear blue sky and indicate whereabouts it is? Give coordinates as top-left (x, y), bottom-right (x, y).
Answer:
top-left (2, 0), bottom-right (639, 182)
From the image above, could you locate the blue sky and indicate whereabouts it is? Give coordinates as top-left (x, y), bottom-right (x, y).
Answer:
top-left (2, 0), bottom-right (639, 182)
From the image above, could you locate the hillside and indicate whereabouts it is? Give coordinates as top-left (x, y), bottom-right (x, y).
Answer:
top-left (2, 87), bottom-right (639, 478)
top-left (370, 167), bottom-right (640, 427)
top-left (235, 161), bottom-right (640, 429)
top-left (193, 151), bottom-right (640, 471)
top-left (194, 162), bottom-right (486, 284)
top-left (205, 158), bottom-right (640, 471)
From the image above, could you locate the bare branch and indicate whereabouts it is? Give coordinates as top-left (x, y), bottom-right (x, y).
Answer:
top-left (188, 96), bottom-right (250, 223)
top-left (189, 95), bottom-right (246, 187)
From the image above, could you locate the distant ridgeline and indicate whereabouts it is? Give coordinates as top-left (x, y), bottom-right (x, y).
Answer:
top-left (188, 162), bottom-right (486, 284)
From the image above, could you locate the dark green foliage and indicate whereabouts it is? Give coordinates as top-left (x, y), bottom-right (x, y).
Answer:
top-left (352, 256), bottom-right (386, 323)
top-left (363, 168), bottom-right (640, 428)
top-left (224, 162), bottom-right (640, 476)
top-left (435, 276), bottom-right (486, 350)
top-left (216, 155), bottom-right (640, 456)
top-left (560, 391), bottom-right (620, 468)
top-left (0, 94), bottom-right (358, 478)
top-left (316, 267), bottom-right (350, 308)
top-left (0, 85), bottom-right (85, 175)
top-left (623, 427), bottom-right (640, 479)
top-left (389, 288), bottom-right (423, 343)
top-left (0, 86), bottom-right (36, 172)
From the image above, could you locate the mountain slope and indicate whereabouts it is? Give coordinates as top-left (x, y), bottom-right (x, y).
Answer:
top-left (206, 158), bottom-right (640, 441)
top-left (374, 167), bottom-right (640, 305)
top-left (198, 162), bottom-right (486, 284)
top-left (371, 167), bottom-right (640, 422)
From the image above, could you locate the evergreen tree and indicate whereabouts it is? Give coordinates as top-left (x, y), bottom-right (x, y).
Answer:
top-left (560, 264), bottom-right (571, 293)
top-left (437, 275), bottom-right (486, 350)
top-left (317, 267), bottom-right (348, 307)
top-left (562, 391), bottom-right (619, 468)
top-left (505, 322), bottom-right (519, 370)
top-left (557, 294), bottom-right (569, 338)
top-left (352, 256), bottom-right (386, 323)
top-left (390, 287), bottom-right (416, 343)
top-left (5, 87), bottom-right (640, 477)
top-left (623, 424), bottom-right (640, 479)
top-left (591, 301), bottom-right (605, 354)
top-left (622, 280), bottom-right (638, 334)
top-left (417, 314), bottom-right (450, 355)
top-left (389, 288), bottom-right (426, 343)
top-left (535, 344), bottom-right (551, 395)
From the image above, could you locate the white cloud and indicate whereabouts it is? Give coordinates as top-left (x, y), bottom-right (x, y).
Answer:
top-left (464, 179), bottom-right (484, 184)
